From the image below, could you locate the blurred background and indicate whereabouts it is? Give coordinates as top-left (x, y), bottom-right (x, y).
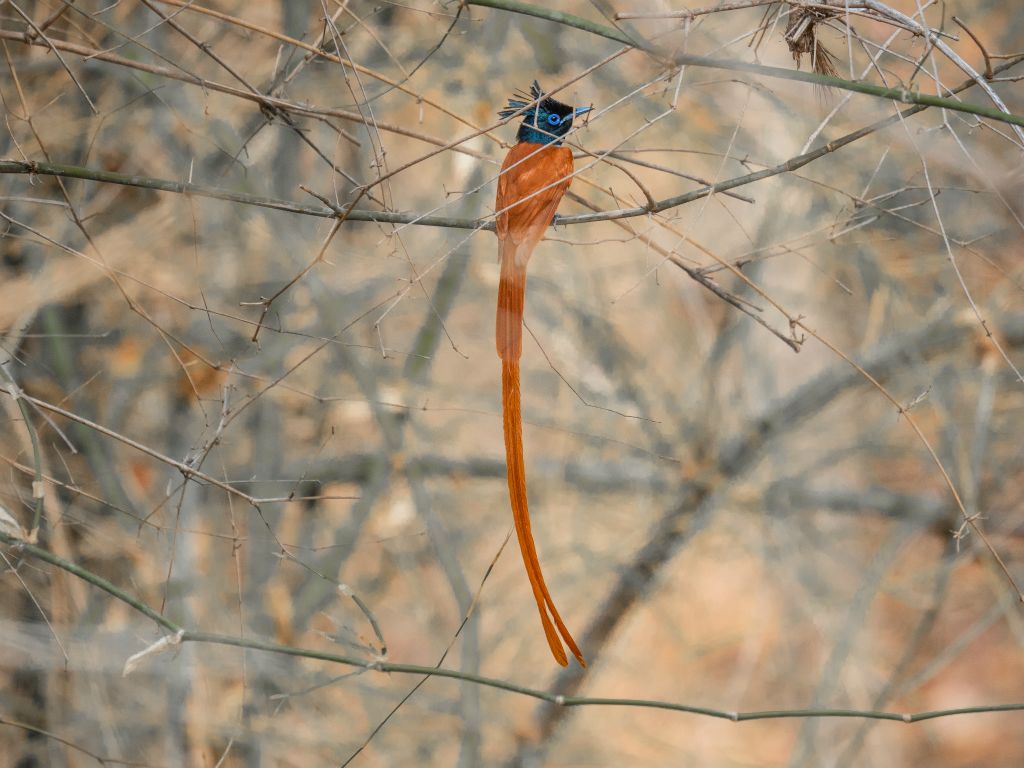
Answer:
top-left (1, 1), bottom-right (1023, 765)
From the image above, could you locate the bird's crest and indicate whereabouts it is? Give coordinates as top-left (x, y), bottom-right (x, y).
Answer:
top-left (498, 80), bottom-right (570, 120)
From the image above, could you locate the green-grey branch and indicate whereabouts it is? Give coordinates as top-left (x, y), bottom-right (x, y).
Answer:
top-left (3, 530), bottom-right (1024, 724)
top-left (467, 0), bottom-right (1024, 129)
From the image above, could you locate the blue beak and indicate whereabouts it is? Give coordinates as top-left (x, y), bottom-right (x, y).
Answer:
top-left (573, 106), bottom-right (593, 118)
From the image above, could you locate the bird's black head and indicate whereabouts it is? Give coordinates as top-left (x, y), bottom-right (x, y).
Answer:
top-left (498, 81), bottom-right (591, 146)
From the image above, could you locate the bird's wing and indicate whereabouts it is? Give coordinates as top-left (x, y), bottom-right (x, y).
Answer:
top-left (496, 143), bottom-right (574, 270)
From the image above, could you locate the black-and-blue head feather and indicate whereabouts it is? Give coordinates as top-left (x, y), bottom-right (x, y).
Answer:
top-left (499, 80), bottom-right (591, 146)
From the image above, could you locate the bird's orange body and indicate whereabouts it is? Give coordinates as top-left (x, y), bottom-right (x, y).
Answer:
top-left (496, 143), bottom-right (574, 359)
top-left (496, 140), bottom-right (585, 667)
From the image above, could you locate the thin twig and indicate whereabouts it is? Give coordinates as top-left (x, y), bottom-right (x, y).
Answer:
top-left (952, 16), bottom-right (994, 80)
top-left (7, 1), bottom-right (97, 114)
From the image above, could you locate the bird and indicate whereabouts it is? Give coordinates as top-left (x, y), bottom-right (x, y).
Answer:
top-left (494, 81), bottom-right (591, 667)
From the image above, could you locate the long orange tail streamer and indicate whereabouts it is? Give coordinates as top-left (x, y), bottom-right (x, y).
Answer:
top-left (497, 260), bottom-right (585, 668)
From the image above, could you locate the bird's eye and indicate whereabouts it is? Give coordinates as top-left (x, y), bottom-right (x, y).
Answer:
top-left (546, 113), bottom-right (561, 125)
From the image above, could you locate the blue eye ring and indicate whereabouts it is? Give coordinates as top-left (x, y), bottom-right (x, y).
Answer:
top-left (546, 113), bottom-right (561, 126)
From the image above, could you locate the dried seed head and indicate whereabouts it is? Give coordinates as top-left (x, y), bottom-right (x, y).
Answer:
top-left (785, 6), bottom-right (840, 79)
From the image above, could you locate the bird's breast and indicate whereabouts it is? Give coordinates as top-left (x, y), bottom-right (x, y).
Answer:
top-left (495, 142), bottom-right (575, 252)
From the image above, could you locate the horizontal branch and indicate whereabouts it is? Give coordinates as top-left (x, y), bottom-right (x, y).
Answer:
top-left (0, 160), bottom-right (492, 230)
top-left (2, 531), bottom-right (1022, 724)
top-left (673, 54), bottom-right (1024, 128)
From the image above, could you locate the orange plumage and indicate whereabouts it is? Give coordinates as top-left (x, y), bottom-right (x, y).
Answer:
top-left (496, 140), bottom-right (585, 667)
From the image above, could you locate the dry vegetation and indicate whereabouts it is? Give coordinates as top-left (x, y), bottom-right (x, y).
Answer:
top-left (1, 1), bottom-right (1023, 766)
